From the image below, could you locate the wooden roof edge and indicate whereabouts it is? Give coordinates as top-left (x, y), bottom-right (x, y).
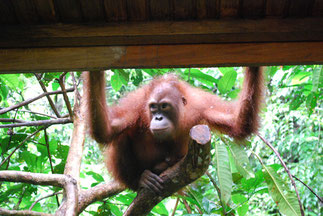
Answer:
top-left (1, 42), bottom-right (322, 73)
top-left (1, 17), bottom-right (323, 48)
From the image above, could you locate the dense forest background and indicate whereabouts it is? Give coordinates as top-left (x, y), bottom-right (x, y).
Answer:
top-left (0, 65), bottom-right (322, 215)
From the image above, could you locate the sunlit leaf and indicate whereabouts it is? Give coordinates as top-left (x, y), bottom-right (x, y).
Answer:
top-left (228, 142), bottom-right (254, 179)
top-left (0, 74), bottom-right (20, 90)
top-left (184, 69), bottom-right (217, 87)
top-left (215, 142), bottom-right (232, 203)
top-left (86, 171), bottom-right (105, 182)
top-left (237, 203), bottom-right (249, 216)
top-left (111, 71), bottom-right (123, 91)
top-left (218, 70), bottom-right (237, 94)
top-left (263, 166), bottom-right (301, 216)
top-left (219, 67), bottom-right (236, 75)
top-left (312, 65), bottom-right (322, 92)
top-left (152, 202), bottom-right (169, 215)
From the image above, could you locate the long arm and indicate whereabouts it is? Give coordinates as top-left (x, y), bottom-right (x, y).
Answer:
top-left (83, 71), bottom-right (146, 144)
top-left (202, 67), bottom-right (264, 139)
top-left (83, 71), bottom-right (112, 144)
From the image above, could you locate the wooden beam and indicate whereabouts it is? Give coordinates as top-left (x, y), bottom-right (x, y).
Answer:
top-left (0, 42), bottom-right (322, 73)
top-left (0, 18), bottom-right (322, 48)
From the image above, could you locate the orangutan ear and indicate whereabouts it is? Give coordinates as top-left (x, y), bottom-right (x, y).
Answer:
top-left (182, 96), bottom-right (187, 106)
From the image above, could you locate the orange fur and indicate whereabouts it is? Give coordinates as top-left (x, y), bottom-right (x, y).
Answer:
top-left (83, 67), bottom-right (264, 190)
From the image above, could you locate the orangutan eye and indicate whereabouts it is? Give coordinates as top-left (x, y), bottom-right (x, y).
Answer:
top-left (150, 103), bottom-right (157, 111)
top-left (161, 103), bottom-right (170, 110)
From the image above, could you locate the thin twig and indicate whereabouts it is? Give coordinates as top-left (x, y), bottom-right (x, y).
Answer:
top-left (171, 198), bottom-right (180, 216)
top-left (0, 127), bottom-right (46, 168)
top-left (182, 199), bottom-right (192, 214)
top-left (0, 118), bottom-right (27, 123)
top-left (0, 118), bottom-right (72, 128)
top-left (44, 129), bottom-right (60, 206)
top-left (58, 72), bottom-right (74, 120)
top-left (29, 192), bottom-right (63, 210)
top-left (34, 73), bottom-right (61, 118)
top-left (206, 171), bottom-right (227, 215)
top-left (14, 186), bottom-right (26, 210)
top-left (0, 88), bottom-right (74, 115)
top-left (292, 175), bottom-right (323, 203)
top-left (19, 110), bottom-right (57, 119)
top-left (257, 133), bottom-right (305, 216)
top-left (0, 208), bottom-right (51, 216)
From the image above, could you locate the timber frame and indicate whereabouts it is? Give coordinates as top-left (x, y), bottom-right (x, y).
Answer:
top-left (0, 0), bottom-right (322, 72)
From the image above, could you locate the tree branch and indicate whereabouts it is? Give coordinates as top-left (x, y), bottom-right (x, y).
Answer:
top-left (34, 74), bottom-right (61, 118)
top-left (0, 208), bottom-right (52, 216)
top-left (0, 118), bottom-right (72, 128)
top-left (206, 170), bottom-right (227, 215)
top-left (0, 88), bottom-right (74, 115)
top-left (0, 171), bottom-right (78, 216)
top-left (44, 129), bottom-right (60, 206)
top-left (18, 110), bottom-right (57, 119)
top-left (0, 171), bottom-right (66, 187)
top-left (124, 124), bottom-right (211, 215)
top-left (78, 182), bottom-right (125, 213)
top-left (292, 175), bottom-right (323, 203)
top-left (257, 133), bottom-right (305, 216)
top-left (56, 72), bottom-right (87, 215)
top-left (0, 118), bottom-right (27, 123)
top-left (58, 73), bottom-right (74, 120)
top-left (29, 192), bottom-right (63, 211)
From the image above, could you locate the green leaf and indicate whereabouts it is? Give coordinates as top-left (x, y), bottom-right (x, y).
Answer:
top-left (184, 69), bottom-right (217, 87)
top-left (109, 203), bottom-right (122, 216)
top-left (219, 67), bottom-right (236, 75)
top-left (232, 194), bottom-right (247, 204)
top-left (21, 152), bottom-right (37, 171)
top-left (312, 65), bottom-right (322, 92)
top-left (217, 70), bottom-right (237, 94)
top-left (289, 95), bottom-right (303, 110)
top-left (215, 142), bottom-right (232, 203)
top-left (228, 142), bottom-right (254, 179)
top-left (52, 82), bottom-right (60, 91)
top-left (227, 88), bottom-right (240, 99)
top-left (263, 166), bottom-right (301, 216)
top-left (86, 171), bottom-right (105, 182)
top-left (237, 203), bottom-right (249, 216)
top-left (111, 72), bottom-right (123, 91)
top-left (133, 69), bottom-right (143, 86)
top-left (152, 202), bottom-right (169, 215)
top-left (306, 92), bottom-right (317, 114)
top-left (0, 74), bottom-right (20, 89)
top-left (115, 69), bottom-right (129, 85)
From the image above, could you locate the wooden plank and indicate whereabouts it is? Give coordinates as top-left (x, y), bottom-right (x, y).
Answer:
top-left (54, 0), bottom-right (82, 22)
top-left (289, 0), bottom-right (315, 17)
top-left (126, 0), bottom-right (148, 21)
top-left (149, 0), bottom-right (172, 20)
top-left (173, 0), bottom-right (196, 20)
top-left (0, 42), bottom-right (322, 73)
top-left (80, 0), bottom-right (105, 22)
top-left (220, 0), bottom-right (239, 17)
top-left (313, 0), bottom-right (323, 17)
top-left (0, 0), bottom-right (18, 24)
top-left (103, 0), bottom-right (127, 21)
top-left (240, 0), bottom-right (266, 18)
top-left (11, 0), bottom-right (39, 24)
top-left (205, 0), bottom-right (221, 18)
top-left (1, 18), bottom-right (322, 48)
top-left (266, 0), bottom-right (285, 17)
top-left (196, 0), bottom-right (207, 19)
top-left (197, 0), bottom-right (221, 19)
top-left (33, 0), bottom-right (56, 23)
